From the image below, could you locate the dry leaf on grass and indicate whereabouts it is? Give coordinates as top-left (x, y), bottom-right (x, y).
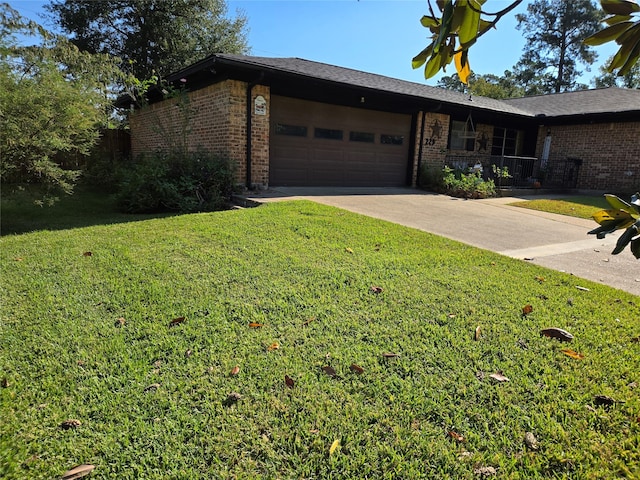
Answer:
top-left (594, 395), bottom-right (618, 407)
top-left (349, 364), bottom-right (364, 374)
top-left (185, 349), bottom-right (192, 358)
top-left (60, 419), bottom-right (81, 430)
top-left (370, 286), bottom-right (383, 294)
top-left (114, 317), bottom-right (126, 327)
top-left (249, 322), bottom-right (263, 328)
top-left (448, 431), bottom-right (464, 442)
top-left (1, 377), bottom-right (8, 388)
top-left (223, 392), bottom-right (242, 406)
top-left (302, 317), bottom-right (316, 326)
top-left (522, 304), bottom-right (533, 316)
top-left (473, 466), bottom-right (497, 476)
top-left (524, 432), bottom-right (539, 450)
top-left (61, 464), bottom-right (95, 479)
top-left (230, 365), bottom-right (240, 376)
top-left (576, 286), bottom-right (590, 291)
top-left (285, 375), bottom-right (295, 389)
top-left (267, 342), bottom-right (279, 352)
top-left (489, 373), bottom-right (510, 383)
top-left (322, 366), bottom-right (337, 377)
top-left (329, 439), bottom-right (340, 456)
top-left (535, 276), bottom-right (545, 283)
top-left (82, 252), bottom-right (92, 257)
top-left (540, 327), bottom-right (573, 342)
top-left (382, 352), bottom-right (399, 358)
top-left (169, 316), bottom-right (185, 327)
top-left (561, 349), bottom-right (584, 360)
top-left (144, 383), bottom-right (161, 392)
top-left (474, 326), bottom-right (481, 341)
top-left (345, 247), bottom-right (354, 254)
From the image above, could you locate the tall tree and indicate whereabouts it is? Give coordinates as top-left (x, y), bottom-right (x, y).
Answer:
top-left (1, 4), bottom-right (126, 204)
top-left (46, 0), bottom-right (249, 80)
top-left (513, 0), bottom-right (602, 93)
top-left (436, 71), bottom-right (525, 98)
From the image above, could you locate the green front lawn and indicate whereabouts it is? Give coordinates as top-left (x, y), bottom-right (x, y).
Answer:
top-left (509, 196), bottom-right (609, 220)
top-left (1, 197), bottom-right (638, 479)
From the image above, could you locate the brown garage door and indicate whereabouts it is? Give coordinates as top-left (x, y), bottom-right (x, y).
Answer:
top-left (270, 96), bottom-right (412, 186)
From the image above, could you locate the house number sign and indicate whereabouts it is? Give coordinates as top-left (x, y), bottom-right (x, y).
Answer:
top-left (254, 95), bottom-right (267, 116)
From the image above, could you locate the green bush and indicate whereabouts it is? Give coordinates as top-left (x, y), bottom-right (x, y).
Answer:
top-left (441, 166), bottom-right (496, 198)
top-left (116, 150), bottom-right (234, 213)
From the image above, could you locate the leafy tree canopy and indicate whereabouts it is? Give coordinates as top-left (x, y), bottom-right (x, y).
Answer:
top-left (46, 0), bottom-right (250, 80)
top-left (1, 4), bottom-right (127, 204)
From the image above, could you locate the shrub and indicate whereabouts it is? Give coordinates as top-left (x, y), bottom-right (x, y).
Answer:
top-left (440, 166), bottom-right (497, 199)
top-left (116, 150), bottom-right (234, 213)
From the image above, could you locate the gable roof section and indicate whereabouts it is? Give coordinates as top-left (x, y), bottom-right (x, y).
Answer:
top-left (502, 87), bottom-right (640, 119)
top-left (166, 54), bottom-right (640, 122)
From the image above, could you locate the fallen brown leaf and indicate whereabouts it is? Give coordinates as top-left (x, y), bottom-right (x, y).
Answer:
top-left (82, 252), bottom-right (92, 257)
top-left (524, 431), bottom-right (539, 450)
top-left (267, 342), bottom-right (279, 352)
top-left (144, 383), bottom-right (161, 392)
top-left (61, 464), bottom-right (95, 479)
top-left (370, 285), bottom-right (383, 294)
top-left (185, 349), bottom-right (192, 358)
top-left (345, 247), bottom-right (354, 254)
top-left (114, 317), bottom-right (126, 327)
top-left (223, 392), bottom-right (242, 406)
top-left (1, 377), bottom-right (8, 388)
top-left (322, 366), bottom-right (337, 377)
top-left (382, 352), bottom-right (400, 358)
top-left (448, 431), bottom-right (464, 442)
top-left (329, 439), bottom-right (340, 456)
top-left (489, 372), bottom-right (510, 383)
top-left (302, 317), bottom-right (316, 326)
top-left (594, 395), bottom-right (617, 407)
top-left (169, 316), bottom-right (185, 327)
top-left (540, 327), bottom-right (573, 342)
top-left (60, 419), bottom-right (81, 430)
top-left (535, 276), bottom-right (545, 283)
top-left (576, 285), bottom-right (590, 291)
top-left (522, 304), bottom-right (533, 316)
top-left (230, 365), bottom-right (240, 376)
top-left (474, 325), bottom-right (481, 341)
top-left (561, 349), bottom-right (584, 360)
top-left (285, 375), bottom-right (295, 388)
top-left (249, 322), bottom-right (263, 328)
top-left (349, 363), bottom-right (364, 374)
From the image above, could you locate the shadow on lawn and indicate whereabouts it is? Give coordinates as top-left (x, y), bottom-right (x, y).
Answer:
top-left (1, 186), bottom-right (178, 235)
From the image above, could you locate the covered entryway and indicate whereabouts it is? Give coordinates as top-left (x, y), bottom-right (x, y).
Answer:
top-left (270, 96), bottom-right (412, 186)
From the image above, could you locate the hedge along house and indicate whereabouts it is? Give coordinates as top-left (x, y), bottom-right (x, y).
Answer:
top-left (129, 54), bottom-right (640, 192)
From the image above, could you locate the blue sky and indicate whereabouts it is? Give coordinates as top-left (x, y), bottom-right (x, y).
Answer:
top-left (11, 0), bottom-right (617, 87)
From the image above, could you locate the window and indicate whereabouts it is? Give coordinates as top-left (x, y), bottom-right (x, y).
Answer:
top-left (314, 127), bottom-right (343, 140)
top-left (349, 131), bottom-right (375, 143)
top-left (381, 134), bottom-right (404, 145)
top-left (449, 120), bottom-right (475, 151)
top-left (491, 127), bottom-right (522, 156)
top-left (275, 123), bottom-right (307, 137)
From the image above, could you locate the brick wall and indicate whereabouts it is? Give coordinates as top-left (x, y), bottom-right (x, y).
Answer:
top-left (536, 122), bottom-right (640, 192)
top-left (130, 79), bottom-right (271, 187)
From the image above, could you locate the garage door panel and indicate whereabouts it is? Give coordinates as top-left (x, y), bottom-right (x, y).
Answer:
top-left (270, 95), bottom-right (411, 187)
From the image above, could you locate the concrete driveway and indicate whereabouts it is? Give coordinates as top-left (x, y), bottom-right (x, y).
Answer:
top-left (242, 187), bottom-right (640, 296)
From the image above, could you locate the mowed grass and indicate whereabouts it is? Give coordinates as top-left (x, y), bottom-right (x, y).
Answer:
top-left (1, 199), bottom-right (639, 479)
top-left (509, 196), bottom-right (610, 220)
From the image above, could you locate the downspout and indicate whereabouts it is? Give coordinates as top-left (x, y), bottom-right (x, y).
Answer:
top-left (246, 72), bottom-right (264, 189)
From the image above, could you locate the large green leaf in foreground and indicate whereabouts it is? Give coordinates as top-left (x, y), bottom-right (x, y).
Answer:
top-left (1, 201), bottom-right (638, 479)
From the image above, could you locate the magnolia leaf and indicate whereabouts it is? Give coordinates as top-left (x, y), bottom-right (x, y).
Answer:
top-left (576, 286), bottom-right (590, 291)
top-left (454, 49), bottom-right (471, 84)
top-left (433, 0), bottom-right (455, 54)
top-left (223, 392), bottom-right (242, 406)
top-left (60, 419), bottom-right (81, 430)
top-left (185, 349), bottom-right (192, 357)
top-left (230, 365), bottom-right (240, 376)
top-left (61, 464), bottom-right (96, 479)
top-left (322, 366), bottom-right (337, 377)
top-left (594, 394), bottom-right (617, 406)
top-left (420, 15), bottom-right (439, 28)
top-left (618, 40), bottom-right (640, 75)
top-left (524, 432), bottom-right (539, 450)
top-left (345, 247), bottom-right (354, 254)
top-left (424, 51), bottom-right (444, 79)
top-left (561, 348), bottom-right (585, 360)
top-left (601, 0), bottom-right (640, 15)
top-left (267, 342), bottom-right (279, 352)
top-left (82, 251), bottom-right (92, 257)
top-left (349, 363), bottom-right (364, 374)
top-left (474, 325), bottom-right (481, 341)
top-left (535, 276), bottom-right (545, 283)
top-left (608, 26), bottom-right (640, 70)
top-left (144, 383), bottom-right (161, 392)
top-left (169, 316), bottom-right (185, 327)
top-left (584, 21), bottom-right (634, 45)
top-left (448, 431), bottom-right (465, 442)
top-left (540, 327), bottom-right (574, 342)
top-left (114, 317), bottom-right (125, 327)
top-left (458, 1), bottom-right (481, 46)
top-left (329, 439), bottom-right (341, 456)
top-left (412, 45), bottom-right (434, 69)
top-left (370, 286), bottom-right (383, 294)
top-left (489, 372), bottom-right (509, 383)
top-left (285, 374), bottom-right (295, 388)
top-left (522, 304), bottom-right (533, 316)
top-left (382, 352), bottom-right (400, 358)
top-left (249, 322), bottom-right (263, 328)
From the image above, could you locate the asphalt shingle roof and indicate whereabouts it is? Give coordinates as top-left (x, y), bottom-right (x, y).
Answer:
top-left (216, 54), bottom-right (534, 116)
top-left (183, 54), bottom-right (640, 119)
